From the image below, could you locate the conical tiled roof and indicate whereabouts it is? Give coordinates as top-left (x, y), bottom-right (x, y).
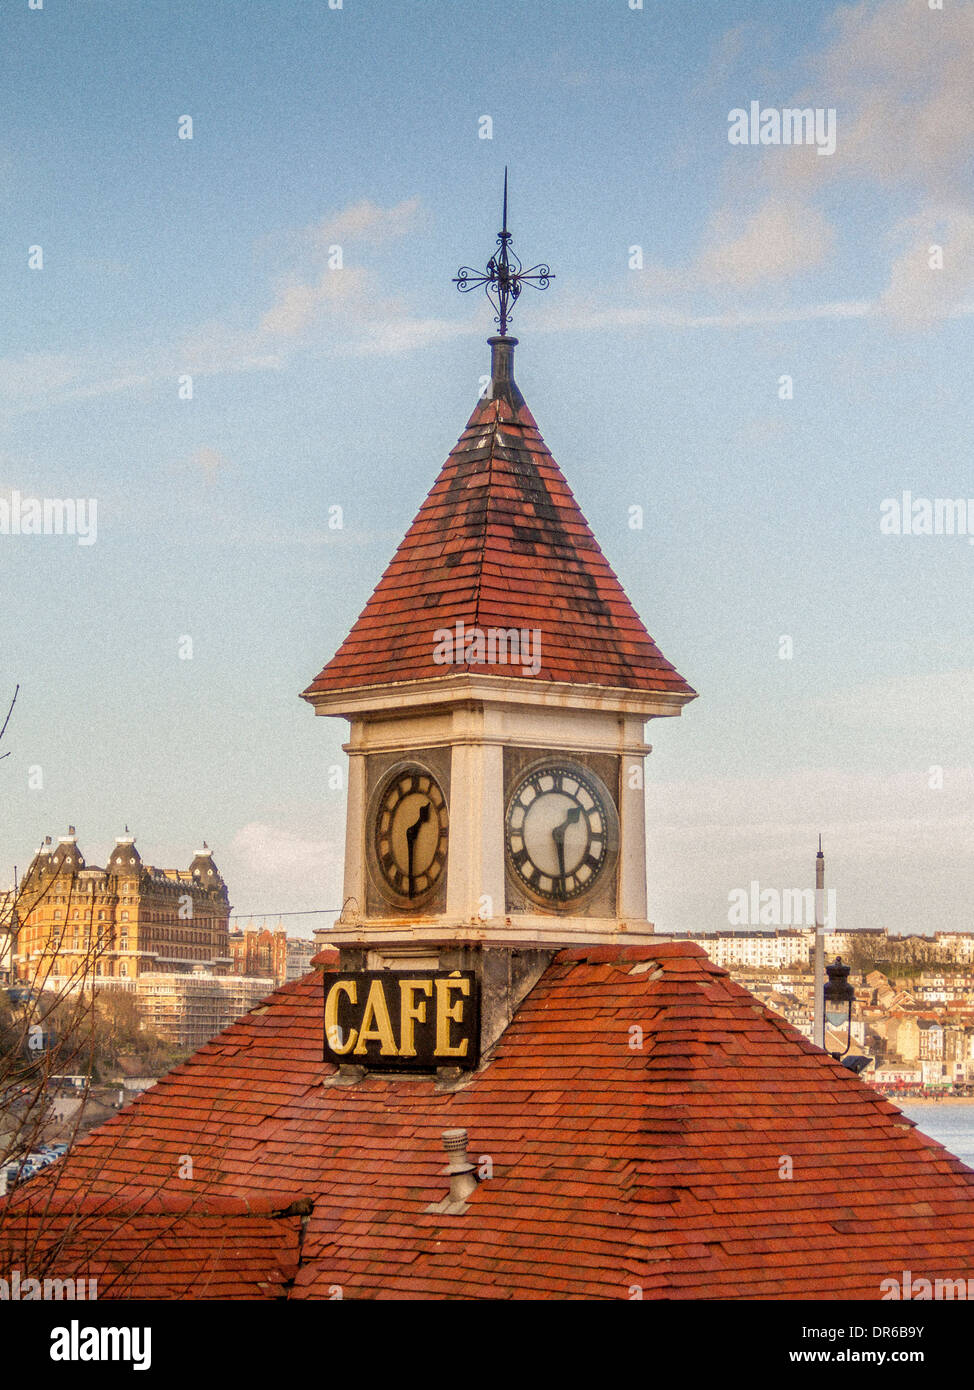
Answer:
top-left (303, 340), bottom-right (695, 701)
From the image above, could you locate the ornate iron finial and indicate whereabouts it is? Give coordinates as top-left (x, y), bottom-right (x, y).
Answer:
top-left (454, 168), bottom-right (553, 334)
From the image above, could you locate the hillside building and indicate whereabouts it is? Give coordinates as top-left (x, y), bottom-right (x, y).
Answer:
top-left (229, 925), bottom-right (287, 981)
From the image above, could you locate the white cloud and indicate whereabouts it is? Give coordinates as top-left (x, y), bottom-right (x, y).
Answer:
top-left (879, 207), bottom-right (974, 324)
top-left (185, 447), bottom-right (231, 483)
top-left (176, 318), bottom-right (284, 375)
top-left (0, 198), bottom-right (444, 417)
top-left (350, 313), bottom-right (471, 356)
top-left (228, 821), bottom-right (344, 914)
top-left (727, 0), bottom-right (974, 199)
top-left (258, 264), bottom-right (370, 339)
top-left (310, 196), bottom-right (423, 249)
top-left (223, 822), bottom-right (345, 930)
top-left (633, 0), bottom-right (974, 328)
top-left (615, 192), bottom-right (839, 310)
top-left (814, 0), bottom-right (974, 197)
top-left (626, 196), bottom-right (836, 296)
top-left (0, 354), bottom-right (158, 422)
top-left (185, 197), bottom-right (469, 360)
top-left (697, 197), bottom-right (835, 289)
top-left (62, 371), bottom-right (156, 402)
top-left (0, 353), bottom-right (84, 402)
top-left (535, 290), bottom-right (873, 333)
top-left (232, 822), bottom-right (341, 878)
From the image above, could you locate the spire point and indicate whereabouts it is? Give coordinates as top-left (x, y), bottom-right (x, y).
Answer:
top-left (485, 334), bottom-right (524, 408)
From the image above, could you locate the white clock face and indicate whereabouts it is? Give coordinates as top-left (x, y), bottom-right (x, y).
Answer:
top-left (506, 764), bottom-right (610, 903)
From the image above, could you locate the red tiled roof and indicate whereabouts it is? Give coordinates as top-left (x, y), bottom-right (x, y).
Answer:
top-left (0, 1208), bottom-right (301, 1300)
top-left (303, 383), bottom-right (695, 699)
top-left (7, 942), bottom-right (974, 1300)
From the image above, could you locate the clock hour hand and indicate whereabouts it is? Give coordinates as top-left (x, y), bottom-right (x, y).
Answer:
top-left (405, 802), bottom-right (431, 896)
top-left (551, 806), bottom-right (582, 895)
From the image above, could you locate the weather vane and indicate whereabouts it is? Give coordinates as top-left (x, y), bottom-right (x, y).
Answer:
top-left (454, 168), bottom-right (553, 335)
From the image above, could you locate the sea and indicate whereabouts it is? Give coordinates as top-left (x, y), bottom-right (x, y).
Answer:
top-left (900, 1103), bottom-right (974, 1169)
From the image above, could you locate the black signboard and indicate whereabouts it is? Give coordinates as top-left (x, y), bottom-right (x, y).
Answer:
top-left (323, 969), bottom-right (480, 1071)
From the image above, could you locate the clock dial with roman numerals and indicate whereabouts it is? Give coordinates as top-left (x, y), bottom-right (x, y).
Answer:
top-left (373, 766), bottom-right (448, 904)
top-left (506, 764), bottom-right (610, 903)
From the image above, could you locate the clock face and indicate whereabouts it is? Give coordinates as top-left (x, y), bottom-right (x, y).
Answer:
top-left (506, 763), bottom-right (611, 903)
top-left (373, 765), bottom-right (449, 904)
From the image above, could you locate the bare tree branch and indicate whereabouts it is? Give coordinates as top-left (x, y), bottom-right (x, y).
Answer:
top-left (0, 684), bottom-right (18, 760)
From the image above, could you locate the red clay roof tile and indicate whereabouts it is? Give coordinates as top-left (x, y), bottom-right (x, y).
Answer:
top-left (303, 383), bottom-right (695, 700)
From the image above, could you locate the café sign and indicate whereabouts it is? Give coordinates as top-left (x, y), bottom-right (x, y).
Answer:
top-left (323, 970), bottom-right (480, 1070)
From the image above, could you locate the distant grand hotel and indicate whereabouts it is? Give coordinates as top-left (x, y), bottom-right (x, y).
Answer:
top-left (7, 829), bottom-right (317, 1048)
top-left (13, 828), bottom-right (232, 983)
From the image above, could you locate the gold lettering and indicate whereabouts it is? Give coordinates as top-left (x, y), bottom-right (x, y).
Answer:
top-left (398, 978), bottom-right (432, 1057)
top-left (324, 979), bottom-right (358, 1055)
top-left (353, 979), bottom-right (399, 1056)
top-left (435, 975), bottom-right (470, 1057)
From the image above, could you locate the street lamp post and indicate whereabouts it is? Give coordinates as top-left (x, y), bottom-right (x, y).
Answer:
top-left (824, 957), bottom-right (871, 1074)
top-left (824, 957), bottom-right (855, 1058)
top-left (813, 837), bottom-right (825, 1050)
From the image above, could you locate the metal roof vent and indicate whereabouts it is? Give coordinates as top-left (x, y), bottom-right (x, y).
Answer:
top-left (424, 1129), bottom-right (479, 1215)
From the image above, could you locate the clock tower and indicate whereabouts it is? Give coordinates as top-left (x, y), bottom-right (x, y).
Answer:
top-left (302, 184), bottom-right (695, 1038)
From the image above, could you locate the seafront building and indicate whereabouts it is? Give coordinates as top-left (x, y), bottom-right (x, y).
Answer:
top-left (671, 926), bottom-right (974, 971)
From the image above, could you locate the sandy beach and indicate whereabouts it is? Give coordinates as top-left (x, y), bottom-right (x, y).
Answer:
top-left (894, 1095), bottom-right (974, 1105)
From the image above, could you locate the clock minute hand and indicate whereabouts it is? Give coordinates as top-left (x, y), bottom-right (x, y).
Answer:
top-left (405, 802), bottom-right (431, 895)
top-left (551, 806), bottom-right (582, 895)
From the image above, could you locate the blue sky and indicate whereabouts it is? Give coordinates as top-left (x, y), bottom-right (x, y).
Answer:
top-left (2, 0), bottom-right (972, 937)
